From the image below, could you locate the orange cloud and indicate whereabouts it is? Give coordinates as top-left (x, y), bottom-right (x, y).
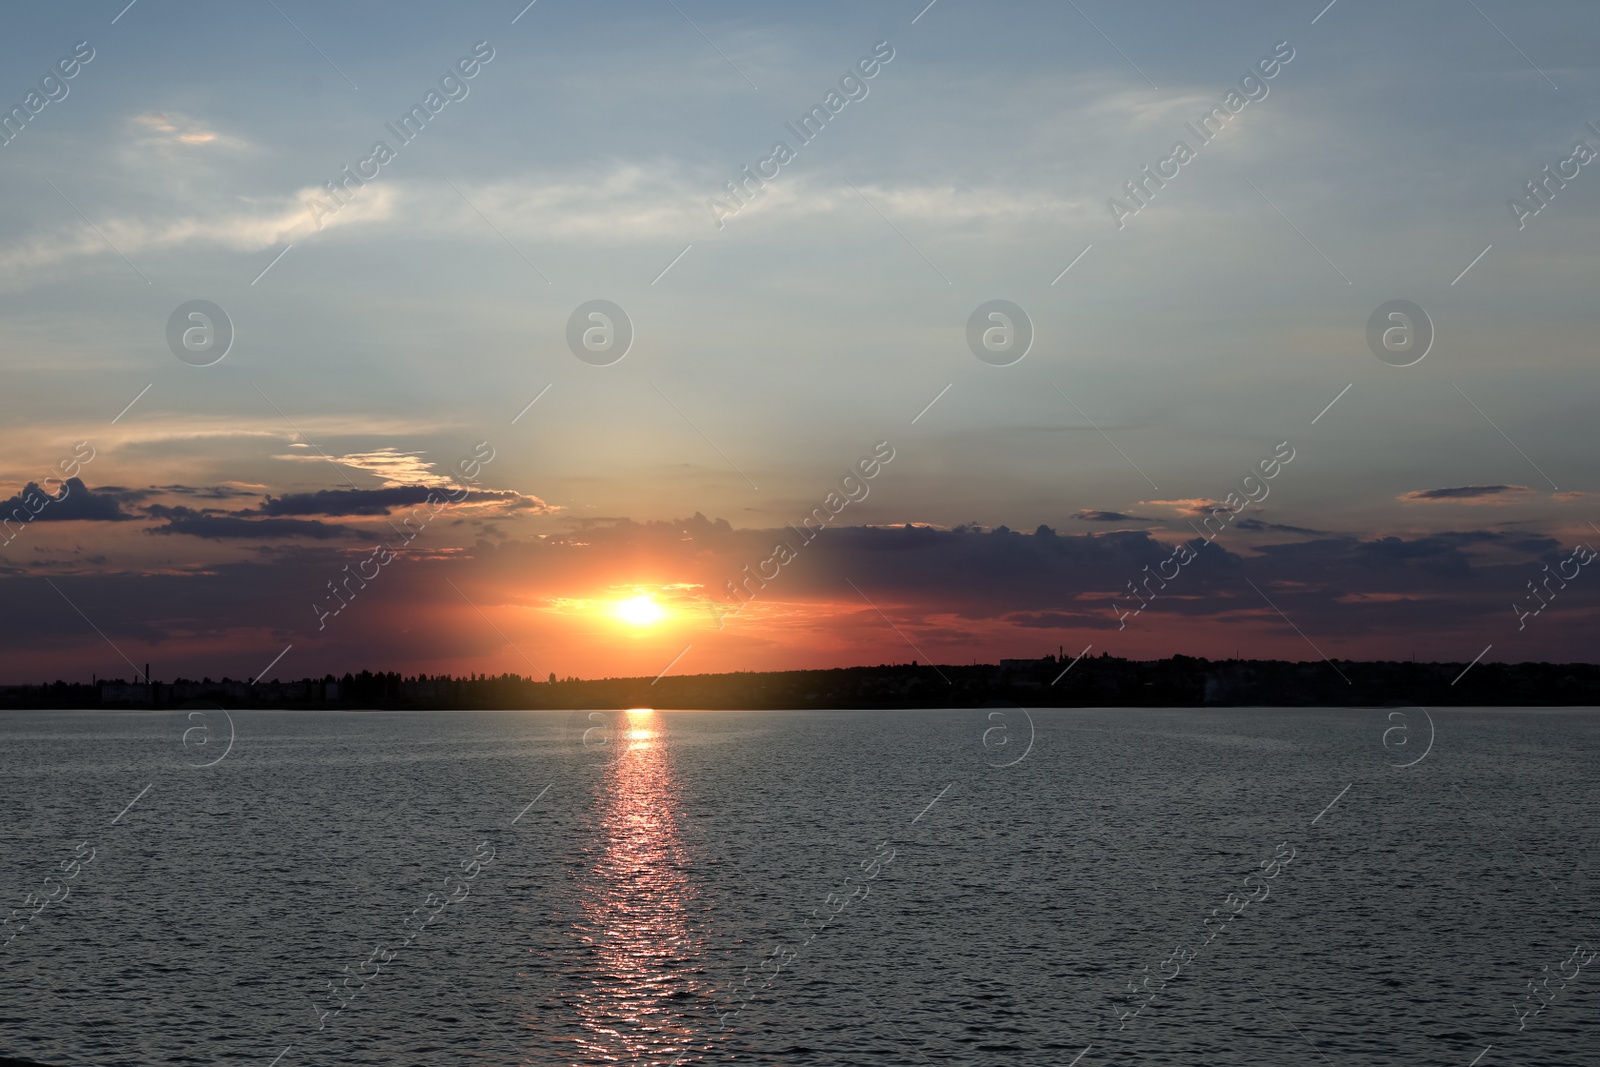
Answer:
top-left (1141, 498), bottom-right (1222, 516)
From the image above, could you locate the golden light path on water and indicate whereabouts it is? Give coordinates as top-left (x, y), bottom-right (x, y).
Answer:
top-left (565, 709), bottom-right (715, 1065)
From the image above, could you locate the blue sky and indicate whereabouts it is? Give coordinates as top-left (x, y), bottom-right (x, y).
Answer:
top-left (3, 0), bottom-right (1599, 681)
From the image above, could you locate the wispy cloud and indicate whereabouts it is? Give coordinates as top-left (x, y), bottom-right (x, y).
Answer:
top-left (130, 111), bottom-right (235, 148)
top-left (1074, 508), bottom-right (1156, 522)
top-left (271, 447), bottom-right (440, 488)
top-left (1398, 485), bottom-right (1534, 504)
top-left (1141, 498), bottom-right (1223, 517)
top-left (259, 485), bottom-right (554, 517)
top-left (0, 184), bottom-right (397, 276)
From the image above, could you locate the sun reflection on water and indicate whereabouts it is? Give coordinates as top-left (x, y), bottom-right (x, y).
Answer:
top-left (566, 709), bottom-right (714, 1064)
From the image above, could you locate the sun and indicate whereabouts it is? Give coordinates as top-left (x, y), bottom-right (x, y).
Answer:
top-left (615, 594), bottom-right (665, 627)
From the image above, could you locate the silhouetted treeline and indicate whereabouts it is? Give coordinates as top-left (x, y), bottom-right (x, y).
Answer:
top-left (6, 654), bottom-right (1600, 709)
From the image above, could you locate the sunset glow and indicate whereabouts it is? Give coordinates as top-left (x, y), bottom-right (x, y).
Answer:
top-left (0, 2), bottom-right (1593, 690)
top-left (614, 594), bottom-right (666, 628)
top-left (6, 6), bottom-right (1600, 1067)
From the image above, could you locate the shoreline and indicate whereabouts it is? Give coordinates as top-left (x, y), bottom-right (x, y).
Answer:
top-left (6, 655), bottom-right (1600, 711)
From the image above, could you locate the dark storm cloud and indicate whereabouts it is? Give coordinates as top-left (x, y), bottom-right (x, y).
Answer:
top-left (686, 521), bottom-right (1579, 642)
top-left (77, 484), bottom-right (266, 506)
top-left (1233, 518), bottom-right (1322, 535)
top-left (451, 519), bottom-right (1590, 655)
top-left (0, 478), bottom-right (130, 522)
top-left (258, 485), bottom-right (551, 516)
top-left (158, 484), bottom-right (265, 500)
top-left (1399, 485), bottom-right (1532, 503)
top-left (480, 518), bottom-right (1517, 626)
top-left (146, 506), bottom-right (359, 540)
top-left (6, 515), bottom-right (1593, 683)
top-left (472, 518), bottom-right (1212, 621)
top-left (1073, 509), bottom-right (1156, 523)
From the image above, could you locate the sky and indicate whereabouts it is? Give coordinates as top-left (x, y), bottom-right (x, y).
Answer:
top-left (3, 0), bottom-right (1600, 684)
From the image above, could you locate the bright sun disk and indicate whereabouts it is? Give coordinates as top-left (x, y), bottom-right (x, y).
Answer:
top-left (615, 594), bottom-right (664, 626)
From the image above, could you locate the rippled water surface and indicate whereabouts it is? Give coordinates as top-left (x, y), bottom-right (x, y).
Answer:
top-left (1, 706), bottom-right (1596, 1066)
